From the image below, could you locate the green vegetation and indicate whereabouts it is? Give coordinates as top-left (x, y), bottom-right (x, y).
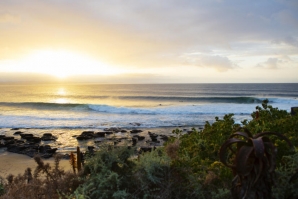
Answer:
top-left (0, 100), bottom-right (297, 199)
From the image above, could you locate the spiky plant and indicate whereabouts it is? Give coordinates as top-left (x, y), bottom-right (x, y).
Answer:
top-left (219, 131), bottom-right (293, 199)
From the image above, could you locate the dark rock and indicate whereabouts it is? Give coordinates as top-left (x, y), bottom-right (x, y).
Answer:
top-left (38, 145), bottom-right (52, 153)
top-left (23, 148), bottom-right (38, 158)
top-left (130, 129), bottom-right (142, 133)
top-left (26, 137), bottom-right (41, 143)
top-left (41, 133), bottom-right (57, 141)
top-left (46, 148), bottom-right (57, 154)
top-left (2, 136), bottom-right (15, 141)
top-left (94, 132), bottom-right (106, 137)
top-left (14, 131), bottom-right (24, 135)
top-left (132, 137), bottom-right (138, 146)
top-left (149, 132), bottom-right (158, 142)
top-left (81, 131), bottom-right (95, 137)
top-left (20, 134), bottom-right (33, 139)
top-left (120, 130), bottom-right (127, 133)
top-left (43, 133), bottom-right (53, 136)
top-left (11, 128), bottom-right (20, 130)
top-left (76, 135), bottom-right (93, 140)
top-left (104, 127), bottom-right (121, 132)
top-left (0, 135), bottom-right (5, 139)
top-left (4, 140), bottom-right (16, 146)
top-left (76, 131), bottom-right (95, 140)
top-left (133, 135), bottom-right (145, 141)
top-left (105, 131), bottom-right (114, 135)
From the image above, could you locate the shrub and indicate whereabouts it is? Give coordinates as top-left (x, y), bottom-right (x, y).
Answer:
top-left (220, 131), bottom-right (293, 198)
top-left (0, 154), bottom-right (82, 199)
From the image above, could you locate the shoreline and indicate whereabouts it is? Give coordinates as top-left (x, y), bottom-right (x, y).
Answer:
top-left (0, 126), bottom-right (203, 178)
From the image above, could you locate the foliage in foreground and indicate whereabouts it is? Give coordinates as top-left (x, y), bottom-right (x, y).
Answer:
top-left (0, 155), bottom-right (82, 199)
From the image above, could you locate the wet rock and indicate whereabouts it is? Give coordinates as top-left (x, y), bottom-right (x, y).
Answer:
top-left (77, 131), bottom-right (95, 140)
top-left (132, 137), bottom-right (138, 146)
top-left (94, 132), bottom-right (106, 137)
top-left (2, 136), bottom-right (15, 141)
top-left (26, 137), bottom-right (41, 143)
top-left (14, 131), bottom-right (24, 135)
top-left (104, 127), bottom-right (122, 132)
top-left (4, 139), bottom-right (17, 146)
top-left (16, 140), bottom-right (25, 144)
top-left (41, 133), bottom-right (57, 141)
top-left (38, 145), bottom-right (52, 153)
top-left (148, 132), bottom-right (159, 142)
top-left (133, 135), bottom-right (145, 141)
top-left (20, 134), bottom-right (33, 139)
top-left (24, 148), bottom-right (38, 158)
top-left (77, 135), bottom-right (93, 140)
top-left (130, 129), bottom-right (142, 133)
top-left (46, 148), bottom-right (58, 154)
top-left (81, 131), bottom-right (95, 136)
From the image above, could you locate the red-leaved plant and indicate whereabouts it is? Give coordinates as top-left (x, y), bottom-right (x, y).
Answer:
top-left (220, 130), bottom-right (293, 199)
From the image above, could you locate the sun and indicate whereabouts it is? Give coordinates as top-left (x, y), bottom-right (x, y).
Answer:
top-left (11, 49), bottom-right (119, 78)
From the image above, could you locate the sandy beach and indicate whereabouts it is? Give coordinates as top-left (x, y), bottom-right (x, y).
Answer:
top-left (0, 151), bottom-right (72, 178)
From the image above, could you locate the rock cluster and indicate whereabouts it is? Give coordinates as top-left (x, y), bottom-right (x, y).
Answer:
top-left (1, 127), bottom-right (180, 158)
top-left (0, 132), bottom-right (58, 158)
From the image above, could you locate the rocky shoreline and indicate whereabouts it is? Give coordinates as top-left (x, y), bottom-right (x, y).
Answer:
top-left (0, 126), bottom-right (204, 159)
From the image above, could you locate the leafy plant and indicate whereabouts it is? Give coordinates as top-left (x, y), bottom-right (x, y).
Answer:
top-left (220, 130), bottom-right (293, 199)
top-left (273, 151), bottom-right (298, 199)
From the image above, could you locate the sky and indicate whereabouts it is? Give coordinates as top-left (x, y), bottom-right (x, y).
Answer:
top-left (0, 0), bottom-right (298, 83)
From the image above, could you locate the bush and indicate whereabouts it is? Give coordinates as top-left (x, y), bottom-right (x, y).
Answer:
top-left (0, 155), bottom-right (82, 199)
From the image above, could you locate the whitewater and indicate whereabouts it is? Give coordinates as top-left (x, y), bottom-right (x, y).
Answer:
top-left (0, 83), bottom-right (297, 129)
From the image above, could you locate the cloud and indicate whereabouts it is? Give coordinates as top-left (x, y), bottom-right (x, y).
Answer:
top-left (257, 58), bottom-right (283, 69)
top-left (182, 54), bottom-right (237, 72)
top-left (0, 0), bottom-right (297, 82)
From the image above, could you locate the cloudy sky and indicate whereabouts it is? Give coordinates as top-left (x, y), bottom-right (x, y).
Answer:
top-left (0, 0), bottom-right (297, 83)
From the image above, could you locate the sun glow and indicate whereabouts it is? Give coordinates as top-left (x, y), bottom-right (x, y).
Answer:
top-left (4, 49), bottom-right (120, 78)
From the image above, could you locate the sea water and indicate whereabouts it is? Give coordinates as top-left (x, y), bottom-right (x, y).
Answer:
top-left (0, 83), bottom-right (297, 152)
top-left (0, 83), bottom-right (298, 129)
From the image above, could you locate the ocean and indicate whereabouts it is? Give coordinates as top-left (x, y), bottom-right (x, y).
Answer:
top-left (0, 83), bottom-right (297, 153)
